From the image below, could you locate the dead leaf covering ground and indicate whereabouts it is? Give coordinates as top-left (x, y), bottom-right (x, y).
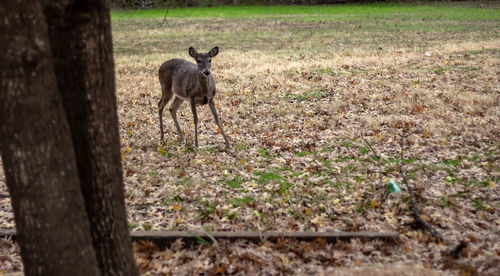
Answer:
top-left (1, 2), bottom-right (499, 275)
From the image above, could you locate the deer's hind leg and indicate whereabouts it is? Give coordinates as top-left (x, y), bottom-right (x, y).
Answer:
top-left (169, 96), bottom-right (185, 144)
top-left (158, 82), bottom-right (174, 141)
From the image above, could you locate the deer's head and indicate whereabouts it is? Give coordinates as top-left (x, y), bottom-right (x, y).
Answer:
top-left (189, 46), bottom-right (218, 78)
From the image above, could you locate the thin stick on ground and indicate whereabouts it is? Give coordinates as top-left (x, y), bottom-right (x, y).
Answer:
top-left (399, 133), bottom-right (467, 259)
top-left (399, 133), bottom-right (467, 258)
top-left (360, 131), bottom-right (383, 190)
top-left (398, 133), bottom-right (447, 244)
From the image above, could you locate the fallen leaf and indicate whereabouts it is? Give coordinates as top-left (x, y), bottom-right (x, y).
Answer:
top-left (304, 207), bottom-right (311, 215)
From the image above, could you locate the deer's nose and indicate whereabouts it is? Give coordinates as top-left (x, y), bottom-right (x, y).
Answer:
top-left (203, 70), bottom-right (210, 76)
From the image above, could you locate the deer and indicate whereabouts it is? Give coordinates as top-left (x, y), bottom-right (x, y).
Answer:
top-left (158, 46), bottom-right (230, 149)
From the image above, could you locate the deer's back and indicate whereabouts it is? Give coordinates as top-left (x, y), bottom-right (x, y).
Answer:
top-left (159, 59), bottom-right (196, 81)
top-left (158, 58), bottom-right (215, 101)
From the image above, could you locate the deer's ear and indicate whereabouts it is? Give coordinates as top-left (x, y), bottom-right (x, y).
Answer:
top-left (209, 46), bottom-right (219, 57)
top-left (189, 47), bottom-right (197, 58)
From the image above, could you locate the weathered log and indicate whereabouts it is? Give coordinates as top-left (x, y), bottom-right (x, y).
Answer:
top-left (133, 230), bottom-right (399, 248)
top-left (0, 229), bottom-right (398, 249)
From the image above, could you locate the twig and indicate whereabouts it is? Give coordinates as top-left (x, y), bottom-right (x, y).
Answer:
top-left (122, 1), bottom-right (160, 21)
top-left (398, 133), bottom-right (447, 244)
top-left (126, 9), bottom-right (138, 19)
top-left (360, 131), bottom-right (383, 190)
top-left (399, 133), bottom-right (468, 258)
top-left (450, 240), bottom-right (467, 259)
top-left (134, 0), bottom-right (160, 8)
top-left (159, 0), bottom-right (172, 28)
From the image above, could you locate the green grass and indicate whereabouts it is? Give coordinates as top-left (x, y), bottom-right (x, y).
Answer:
top-left (254, 171), bottom-right (281, 184)
top-left (111, 3), bottom-right (500, 21)
top-left (231, 196), bottom-right (254, 207)
top-left (111, 2), bottom-right (499, 57)
top-left (225, 176), bottom-right (243, 189)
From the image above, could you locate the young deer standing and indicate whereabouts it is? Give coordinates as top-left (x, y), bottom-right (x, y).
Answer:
top-left (158, 46), bottom-right (230, 149)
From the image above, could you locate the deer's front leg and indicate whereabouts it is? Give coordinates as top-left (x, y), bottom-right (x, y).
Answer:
top-left (189, 97), bottom-right (199, 149)
top-left (209, 99), bottom-right (230, 148)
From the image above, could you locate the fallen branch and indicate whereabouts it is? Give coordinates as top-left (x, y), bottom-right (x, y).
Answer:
top-left (450, 240), bottom-right (467, 259)
top-left (0, 229), bottom-right (399, 249)
top-left (134, 231), bottom-right (399, 248)
top-left (399, 133), bottom-right (446, 244)
top-left (398, 133), bottom-right (467, 258)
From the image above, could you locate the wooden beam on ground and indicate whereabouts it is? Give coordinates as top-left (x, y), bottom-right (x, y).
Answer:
top-left (133, 231), bottom-right (399, 248)
top-left (0, 229), bottom-right (15, 238)
top-left (0, 229), bottom-right (399, 249)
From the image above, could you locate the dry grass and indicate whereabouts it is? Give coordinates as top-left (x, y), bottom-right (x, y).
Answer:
top-left (114, 39), bottom-right (500, 231)
top-left (1, 3), bottom-right (499, 274)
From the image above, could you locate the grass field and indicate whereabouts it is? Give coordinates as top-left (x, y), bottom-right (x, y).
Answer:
top-left (1, 2), bottom-right (499, 274)
top-left (111, 3), bottom-right (499, 56)
top-left (111, 2), bottom-right (500, 20)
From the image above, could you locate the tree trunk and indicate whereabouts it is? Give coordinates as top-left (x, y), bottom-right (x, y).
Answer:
top-left (0, 2), bottom-right (100, 275)
top-left (0, 0), bottom-right (139, 275)
top-left (43, 1), bottom-right (138, 274)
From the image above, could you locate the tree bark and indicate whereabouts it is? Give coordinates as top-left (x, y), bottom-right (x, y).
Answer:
top-left (0, 0), bottom-right (139, 275)
top-left (0, 1), bottom-right (100, 275)
top-left (43, 1), bottom-right (138, 274)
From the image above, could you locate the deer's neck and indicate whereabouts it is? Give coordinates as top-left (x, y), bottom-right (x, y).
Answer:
top-left (198, 74), bottom-right (212, 95)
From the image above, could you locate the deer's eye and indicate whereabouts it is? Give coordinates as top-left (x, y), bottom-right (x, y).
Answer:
top-left (209, 59), bottom-right (212, 63)
top-left (197, 60), bottom-right (201, 64)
